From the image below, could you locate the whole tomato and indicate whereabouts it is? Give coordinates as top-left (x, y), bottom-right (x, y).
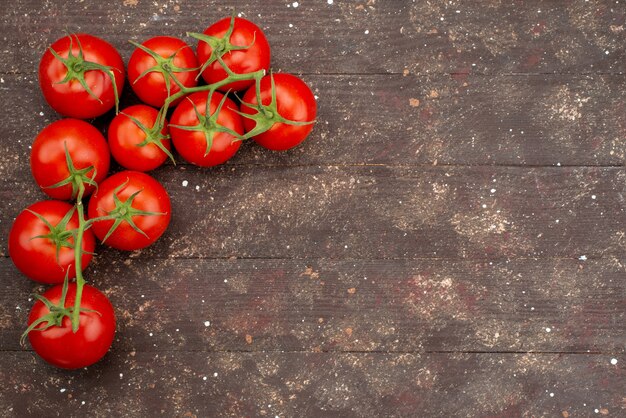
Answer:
top-left (31, 119), bottom-right (110, 200)
top-left (39, 34), bottom-right (125, 119)
top-left (88, 171), bottom-right (171, 250)
top-left (9, 200), bottom-right (95, 284)
top-left (170, 91), bottom-right (244, 167)
top-left (27, 283), bottom-right (116, 369)
top-left (241, 73), bottom-right (317, 151)
top-left (108, 105), bottom-right (172, 172)
top-left (128, 36), bottom-right (199, 108)
top-left (194, 17), bottom-right (270, 92)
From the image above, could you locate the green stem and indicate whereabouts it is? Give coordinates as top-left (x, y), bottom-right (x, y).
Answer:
top-left (70, 182), bottom-right (87, 333)
top-left (162, 69), bottom-right (265, 111)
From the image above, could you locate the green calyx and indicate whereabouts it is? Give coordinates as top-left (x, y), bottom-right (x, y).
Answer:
top-left (27, 206), bottom-right (78, 263)
top-left (187, 13), bottom-right (256, 80)
top-left (121, 111), bottom-right (175, 164)
top-left (234, 73), bottom-right (315, 139)
top-left (20, 277), bottom-right (100, 345)
top-left (45, 143), bottom-right (97, 200)
top-left (98, 181), bottom-right (165, 244)
top-left (170, 90), bottom-right (242, 156)
top-left (51, 34), bottom-right (121, 113)
top-left (129, 40), bottom-right (197, 99)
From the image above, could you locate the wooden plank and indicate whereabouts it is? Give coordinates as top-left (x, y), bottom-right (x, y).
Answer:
top-left (0, 351), bottom-right (623, 417)
top-left (0, 73), bottom-right (624, 170)
top-left (1, 257), bottom-right (624, 353)
top-left (3, 165), bottom-right (624, 260)
top-left (1, 0), bottom-right (624, 75)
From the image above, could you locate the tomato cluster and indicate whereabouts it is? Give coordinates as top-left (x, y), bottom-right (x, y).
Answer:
top-left (9, 15), bottom-right (317, 369)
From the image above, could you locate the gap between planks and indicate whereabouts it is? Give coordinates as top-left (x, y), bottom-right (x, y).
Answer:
top-left (0, 348), bottom-right (614, 355)
top-left (0, 255), bottom-right (622, 261)
top-left (1, 70), bottom-right (625, 77)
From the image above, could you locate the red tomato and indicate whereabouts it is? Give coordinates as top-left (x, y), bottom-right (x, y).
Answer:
top-left (39, 34), bottom-right (125, 119)
top-left (9, 200), bottom-right (95, 284)
top-left (27, 283), bottom-right (115, 369)
top-left (170, 91), bottom-right (243, 167)
top-left (88, 171), bottom-right (171, 250)
top-left (128, 36), bottom-right (199, 108)
top-left (31, 119), bottom-right (110, 200)
top-left (241, 73), bottom-right (317, 151)
top-left (108, 105), bottom-right (172, 172)
top-left (195, 17), bottom-right (270, 91)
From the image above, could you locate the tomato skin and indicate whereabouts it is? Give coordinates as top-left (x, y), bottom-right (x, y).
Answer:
top-left (196, 17), bottom-right (270, 92)
top-left (88, 171), bottom-right (171, 250)
top-left (170, 91), bottom-right (243, 167)
top-left (27, 284), bottom-right (115, 369)
top-left (241, 73), bottom-right (317, 151)
top-left (30, 119), bottom-right (110, 200)
top-left (8, 201), bottom-right (95, 284)
top-left (108, 105), bottom-right (171, 172)
top-left (39, 34), bottom-right (125, 119)
top-left (128, 36), bottom-right (199, 108)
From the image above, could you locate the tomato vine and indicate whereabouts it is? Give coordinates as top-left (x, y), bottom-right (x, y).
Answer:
top-left (16, 12), bottom-right (317, 368)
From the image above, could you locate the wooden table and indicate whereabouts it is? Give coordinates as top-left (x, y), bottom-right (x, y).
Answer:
top-left (1, 1), bottom-right (624, 416)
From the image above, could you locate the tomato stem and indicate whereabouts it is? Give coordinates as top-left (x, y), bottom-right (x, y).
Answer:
top-left (151, 67), bottom-right (266, 147)
top-left (70, 182), bottom-right (87, 333)
top-left (143, 14), bottom-right (270, 144)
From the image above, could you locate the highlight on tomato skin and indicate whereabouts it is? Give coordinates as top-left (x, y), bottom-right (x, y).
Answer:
top-left (128, 36), bottom-right (199, 108)
top-left (8, 200), bottom-right (96, 284)
top-left (87, 171), bottom-right (172, 251)
top-left (27, 283), bottom-right (116, 369)
top-left (241, 73), bottom-right (317, 151)
top-left (39, 33), bottom-right (125, 119)
top-left (108, 104), bottom-right (172, 172)
top-left (30, 118), bottom-right (110, 201)
top-left (170, 91), bottom-right (244, 167)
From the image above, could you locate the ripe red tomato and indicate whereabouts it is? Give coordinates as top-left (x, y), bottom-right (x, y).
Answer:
top-left (128, 36), bottom-right (199, 108)
top-left (108, 105), bottom-right (172, 172)
top-left (27, 283), bottom-right (115, 369)
top-left (39, 34), bottom-right (125, 119)
top-left (31, 119), bottom-right (110, 200)
top-left (88, 171), bottom-right (171, 250)
top-left (195, 17), bottom-right (270, 91)
top-left (241, 73), bottom-right (317, 151)
top-left (170, 91), bottom-right (243, 167)
top-left (9, 200), bottom-right (95, 284)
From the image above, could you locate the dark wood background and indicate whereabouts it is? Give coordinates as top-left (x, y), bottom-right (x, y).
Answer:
top-left (1, 0), bottom-right (625, 417)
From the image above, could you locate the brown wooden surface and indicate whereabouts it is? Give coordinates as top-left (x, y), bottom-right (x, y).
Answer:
top-left (1, 352), bottom-right (623, 417)
top-left (0, 1), bottom-right (625, 417)
top-left (1, 73), bottom-right (625, 167)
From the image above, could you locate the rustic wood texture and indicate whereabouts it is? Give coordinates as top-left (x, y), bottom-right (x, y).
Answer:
top-left (2, 257), bottom-right (624, 353)
top-left (1, 73), bottom-right (625, 169)
top-left (0, 0), bottom-right (625, 417)
top-left (1, 352), bottom-right (623, 417)
top-left (2, 166), bottom-right (625, 260)
top-left (1, 0), bottom-right (625, 75)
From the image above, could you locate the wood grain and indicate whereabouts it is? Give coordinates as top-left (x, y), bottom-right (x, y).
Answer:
top-left (3, 165), bottom-right (624, 260)
top-left (2, 257), bottom-right (624, 353)
top-left (155, 165), bottom-right (625, 259)
top-left (0, 73), bottom-right (624, 170)
top-left (1, 0), bottom-right (624, 75)
top-left (0, 351), bottom-right (623, 417)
